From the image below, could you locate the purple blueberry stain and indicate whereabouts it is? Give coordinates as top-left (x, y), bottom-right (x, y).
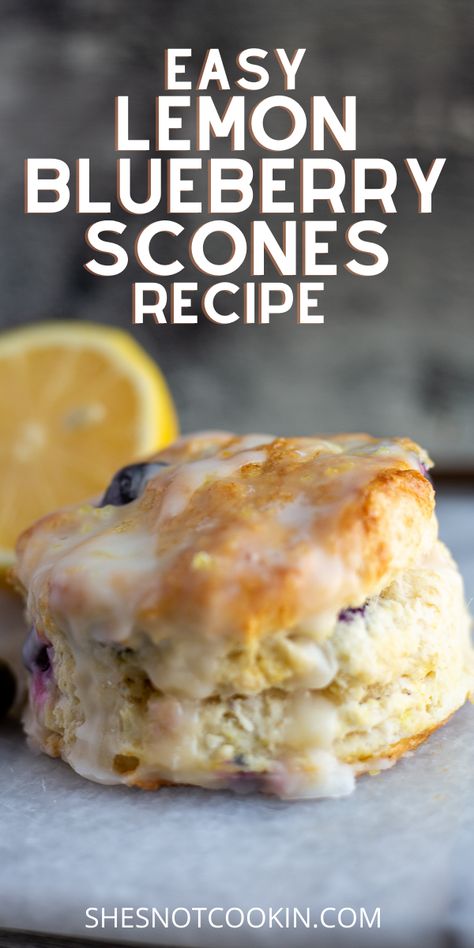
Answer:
top-left (22, 626), bottom-right (54, 706)
top-left (419, 462), bottom-right (433, 483)
top-left (215, 754), bottom-right (268, 794)
top-left (338, 604), bottom-right (368, 623)
top-left (23, 626), bottom-right (52, 673)
top-left (225, 770), bottom-right (267, 794)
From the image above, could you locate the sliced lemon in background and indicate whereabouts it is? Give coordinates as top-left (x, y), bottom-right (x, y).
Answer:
top-left (0, 321), bottom-right (178, 565)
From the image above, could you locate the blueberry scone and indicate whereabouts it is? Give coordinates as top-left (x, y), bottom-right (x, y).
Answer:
top-left (16, 432), bottom-right (473, 799)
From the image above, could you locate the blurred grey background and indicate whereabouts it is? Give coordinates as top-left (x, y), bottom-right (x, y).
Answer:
top-left (0, 0), bottom-right (473, 467)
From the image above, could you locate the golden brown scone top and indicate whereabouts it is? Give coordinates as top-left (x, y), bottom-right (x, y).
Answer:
top-left (15, 432), bottom-right (436, 643)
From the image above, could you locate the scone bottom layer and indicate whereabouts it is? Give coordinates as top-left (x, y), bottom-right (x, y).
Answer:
top-left (15, 432), bottom-right (474, 799)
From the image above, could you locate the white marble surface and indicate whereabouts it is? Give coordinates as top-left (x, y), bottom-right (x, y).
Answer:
top-left (0, 490), bottom-right (473, 948)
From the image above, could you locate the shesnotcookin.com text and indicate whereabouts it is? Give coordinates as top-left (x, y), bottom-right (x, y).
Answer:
top-left (85, 905), bottom-right (381, 931)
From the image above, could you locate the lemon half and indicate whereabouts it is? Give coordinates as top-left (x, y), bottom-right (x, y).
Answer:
top-left (0, 321), bottom-right (178, 564)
